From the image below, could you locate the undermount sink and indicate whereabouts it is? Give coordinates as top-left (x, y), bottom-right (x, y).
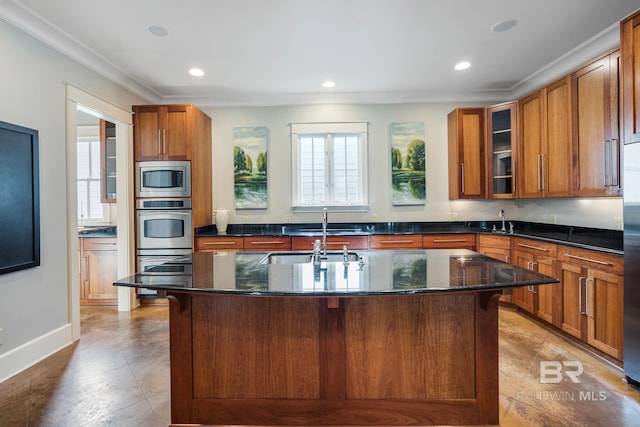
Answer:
top-left (260, 252), bottom-right (360, 265)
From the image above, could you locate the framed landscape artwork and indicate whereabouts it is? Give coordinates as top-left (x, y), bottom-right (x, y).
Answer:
top-left (233, 126), bottom-right (268, 209)
top-left (0, 120), bottom-right (40, 275)
top-left (389, 122), bottom-right (426, 205)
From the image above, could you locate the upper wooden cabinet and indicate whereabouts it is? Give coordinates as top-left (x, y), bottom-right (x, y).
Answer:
top-left (134, 105), bottom-right (190, 160)
top-left (621, 10), bottom-right (640, 145)
top-left (486, 102), bottom-right (517, 198)
top-left (572, 50), bottom-right (622, 196)
top-left (447, 108), bottom-right (485, 199)
top-left (517, 77), bottom-right (573, 198)
top-left (100, 119), bottom-right (116, 203)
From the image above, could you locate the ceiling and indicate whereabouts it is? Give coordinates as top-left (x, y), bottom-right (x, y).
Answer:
top-left (1, 0), bottom-right (638, 107)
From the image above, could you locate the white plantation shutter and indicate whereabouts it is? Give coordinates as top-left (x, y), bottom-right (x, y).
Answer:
top-left (77, 137), bottom-right (108, 221)
top-left (291, 122), bottom-right (368, 208)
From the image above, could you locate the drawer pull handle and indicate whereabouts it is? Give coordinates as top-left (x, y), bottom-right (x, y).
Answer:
top-left (517, 243), bottom-right (550, 252)
top-left (380, 239), bottom-right (415, 244)
top-left (564, 253), bottom-right (613, 266)
top-left (248, 241), bottom-right (285, 245)
top-left (204, 241), bottom-right (238, 245)
top-left (433, 239), bottom-right (467, 243)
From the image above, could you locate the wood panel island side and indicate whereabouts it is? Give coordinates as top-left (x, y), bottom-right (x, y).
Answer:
top-left (115, 249), bottom-right (558, 427)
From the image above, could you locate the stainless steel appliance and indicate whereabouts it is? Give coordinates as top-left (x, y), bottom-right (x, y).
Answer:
top-left (136, 249), bottom-right (192, 296)
top-left (136, 198), bottom-right (192, 250)
top-left (624, 142), bottom-right (640, 385)
top-left (136, 160), bottom-right (191, 198)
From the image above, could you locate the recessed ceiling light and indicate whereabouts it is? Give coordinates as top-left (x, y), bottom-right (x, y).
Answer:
top-left (454, 61), bottom-right (471, 71)
top-left (189, 68), bottom-right (205, 77)
top-left (491, 19), bottom-right (517, 33)
top-left (322, 81), bottom-right (336, 88)
top-left (147, 25), bottom-right (169, 37)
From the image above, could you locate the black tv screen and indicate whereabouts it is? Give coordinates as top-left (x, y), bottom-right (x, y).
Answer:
top-left (0, 120), bottom-right (40, 275)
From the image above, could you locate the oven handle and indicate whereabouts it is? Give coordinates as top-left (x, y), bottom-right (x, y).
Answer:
top-left (138, 211), bottom-right (192, 217)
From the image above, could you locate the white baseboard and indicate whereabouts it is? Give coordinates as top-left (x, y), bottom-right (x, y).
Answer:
top-left (0, 324), bottom-right (74, 384)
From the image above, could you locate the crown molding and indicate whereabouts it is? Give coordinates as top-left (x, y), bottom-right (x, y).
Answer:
top-left (0, 1), bottom-right (161, 103)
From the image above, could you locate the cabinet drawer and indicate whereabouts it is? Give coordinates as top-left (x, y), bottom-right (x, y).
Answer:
top-left (82, 237), bottom-right (117, 251)
top-left (243, 236), bottom-right (292, 251)
top-left (292, 235), bottom-right (369, 251)
top-left (422, 234), bottom-right (476, 249)
top-left (195, 236), bottom-right (243, 252)
top-left (369, 235), bottom-right (422, 249)
top-left (558, 245), bottom-right (623, 275)
top-left (512, 237), bottom-right (557, 258)
top-left (478, 234), bottom-right (511, 250)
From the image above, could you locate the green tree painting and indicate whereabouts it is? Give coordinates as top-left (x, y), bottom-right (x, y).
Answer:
top-left (389, 122), bottom-right (426, 205)
top-left (234, 127), bottom-right (268, 209)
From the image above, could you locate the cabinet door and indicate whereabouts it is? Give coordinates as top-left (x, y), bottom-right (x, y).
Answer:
top-left (133, 105), bottom-right (190, 160)
top-left (100, 119), bottom-right (116, 203)
top-left (195, 236), bottom-right (244, 252)
top-left (447, 108), bottom-right (485, 199)
top-left (486, 102), bottom-right (517, 198)
top-left (587, 269), bottom-right (623, 359)
top-left (534, 255), bottom-right (557, 325)
top-left (511, 250), bottom-right (535, 313)
top-left (543, 77), bottom-right (573, 197)
top-left (518, 91), bottom-right (544, 198)
top-left (559, 261), bottom-right (585, 339)
top-left (573, 52), bottom-right (621, 196)
top-left (422, 234), bottom-right (476, 250)
top-left (81, 238), bottom-right (118, 304)
top-left (621, 10), bottom-right (640, 145)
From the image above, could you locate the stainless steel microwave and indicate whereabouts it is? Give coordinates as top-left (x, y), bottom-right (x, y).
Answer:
top-left (136, 160), bottom-right (191, 198)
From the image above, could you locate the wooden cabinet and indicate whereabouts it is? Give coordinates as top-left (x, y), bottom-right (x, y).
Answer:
top-left (511, 238), bottom-right (559, 325)
top-left (80, 237), bottom-right (118, 305)
top-left (447, 108), bottom-right (485, 199)
top-left (369, 234), bottom-right (422, 250)
top-left (558, 245), bottom-right (623, 360)
top-left (133, 105), bottom-right (190, 160)
top-left (518, 77), bottom-right (573, 198)
top-left (621, 10), bottom-right (640, 145)
top-left (292, 235), bottom-right (369, 251)
top-left (195, 236), bottom-right (244, 252)
top-left (478, 234), bottom-right (512, 302)
top-left (572, 50), bottom-right (621, 196)
top-left (486, 102), bottom-right (517, 198)
top-left (100, 119), bottom-right (116, 203)
top-left (422, 234), bottom-right (476, 250)
top-left (243, 236), bottom-right (292, 251)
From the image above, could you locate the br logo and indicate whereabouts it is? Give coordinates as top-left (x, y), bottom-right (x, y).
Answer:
top-left (540, 361), bottom-right (584, 384)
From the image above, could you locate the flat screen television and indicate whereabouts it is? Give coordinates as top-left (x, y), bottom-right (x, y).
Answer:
top-left (0, 120), bottom-right (40, 275)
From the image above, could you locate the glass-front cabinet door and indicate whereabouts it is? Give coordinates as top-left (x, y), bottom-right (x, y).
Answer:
top-left (486, 102), bottom-right (517, 198)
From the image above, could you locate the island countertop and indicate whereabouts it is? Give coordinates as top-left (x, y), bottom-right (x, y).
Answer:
top-left (114, 249), bottom-right (559, 296)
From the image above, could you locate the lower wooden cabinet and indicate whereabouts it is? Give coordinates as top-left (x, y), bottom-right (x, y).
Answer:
top-left (195, 236), bottom-right (244, 252)
top-left (422, 234), bottom-right (476, 250)
top-left (292, 235), bottom-right (370, 251)
top-left (80, 237), bottom-right (118, 305)
top-left (477, 234), bottom-right (512, 302)
top-left (511, 238), bottom-right (559, 326)
top-left (243, 236), bottom-right (292, 251)
top-left (558, 245), bottom-right (623, 360)
top-left (369, 234), bottom-right (422, 249)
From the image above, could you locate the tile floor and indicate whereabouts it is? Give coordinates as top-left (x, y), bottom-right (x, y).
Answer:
top-left (1, 305), bottom-right (640, 426)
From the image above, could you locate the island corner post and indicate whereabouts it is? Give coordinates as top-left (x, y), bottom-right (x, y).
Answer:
top-left (166, 288), bottom-right (502, 427)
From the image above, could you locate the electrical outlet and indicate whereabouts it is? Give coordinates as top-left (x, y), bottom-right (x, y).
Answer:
top-left (283, 215), bottom-right (291, 223)
top-left (550, 214), bottom-right (557, 224)
top-left (446, 212), bottom-right (453, 221)
top-left (0, 328), bottom-right (4, 345)
top-left (451, 212), bottom-right (459, 220)
top-left (614, 217), bottom-right (622, 230)
top-left (372, 213), bottom-right (378, 222)
top-left (243, 216), bottom-right (249, 224)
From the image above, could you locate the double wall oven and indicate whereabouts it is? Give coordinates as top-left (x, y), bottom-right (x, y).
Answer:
top-left (136, 160), bottom-right (193, 296)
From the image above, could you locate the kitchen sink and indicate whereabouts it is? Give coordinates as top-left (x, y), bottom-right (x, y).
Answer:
top-left (260, 252), bottom-right (360, 264)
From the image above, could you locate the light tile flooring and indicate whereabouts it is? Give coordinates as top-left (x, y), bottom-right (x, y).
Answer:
top-left (1, 305), bottom-right (640, 426)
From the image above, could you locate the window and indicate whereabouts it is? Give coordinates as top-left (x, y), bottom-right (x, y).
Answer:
top-left (291, 122), bottom-right (368, 209)
top-left (77, 127), bottom-right (108, 221)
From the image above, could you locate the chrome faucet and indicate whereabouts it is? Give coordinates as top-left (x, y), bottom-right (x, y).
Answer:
top-left (499, 209), bottom-right (506, 233)
top-left (321, 207), bottom-right (328, 256)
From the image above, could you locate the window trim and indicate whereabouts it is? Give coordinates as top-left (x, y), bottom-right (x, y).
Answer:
top-left (290, 122), bottom-right (369, 211)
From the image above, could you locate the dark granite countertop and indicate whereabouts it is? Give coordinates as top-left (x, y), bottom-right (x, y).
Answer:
top-left (115, 249), bottom-right (559, 296)
top-left (78, 226), bottom-right (117, 238)
top-left (195, 221), bottom-right (622, 254)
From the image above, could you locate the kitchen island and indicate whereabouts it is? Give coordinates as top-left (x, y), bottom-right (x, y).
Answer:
top-left (115, 249), bottom-right (558, 427)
